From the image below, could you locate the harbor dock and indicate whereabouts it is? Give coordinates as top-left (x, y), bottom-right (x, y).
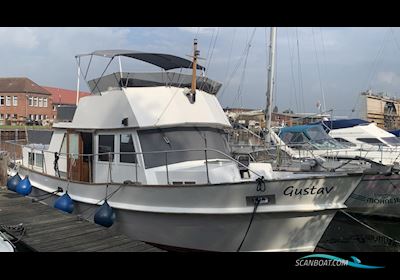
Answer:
top-left (0, 188), bottom-right (163, 252)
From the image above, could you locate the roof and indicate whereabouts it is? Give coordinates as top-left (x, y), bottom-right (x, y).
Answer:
top-left (0, 77), bottom-right (51, 95)
top-left (43, 86), bottom-right (91, 105)
top-left (76, 50), bottom-right (205, 71)
top-left (311, 119), bottom-right (370, 131)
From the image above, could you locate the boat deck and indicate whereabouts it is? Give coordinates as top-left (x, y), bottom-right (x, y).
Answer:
top-left (0, 188), bottom-right (163, 252)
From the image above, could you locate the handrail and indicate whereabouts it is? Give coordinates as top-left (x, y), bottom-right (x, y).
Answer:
top-left (7, 138), bottom-right (400, 165)
top-left (12, 142), bottom-right (265, 180)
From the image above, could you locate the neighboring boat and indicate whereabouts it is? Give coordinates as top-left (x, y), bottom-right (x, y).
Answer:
top-left (322, 119), bottom-right (400, 166)
top-left (277, 123), bottom-right (400, 219)
top-left (12, 38), bottom-right (363, 252)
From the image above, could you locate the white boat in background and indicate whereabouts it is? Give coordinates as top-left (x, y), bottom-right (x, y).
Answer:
top-left (277, 123), bottom-right (400, 219)
top-left (326, 119), bottom-right (400, 166)
top-left (11, 36), bottom-right (364, 252)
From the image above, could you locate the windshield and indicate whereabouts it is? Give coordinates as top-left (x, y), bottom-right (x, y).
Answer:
top-left (280, 125), bottom-right (346, 150)
top-left (305, 126), bottom-right (329, 141)
top-left (305, 126), bottom-right (345, 149)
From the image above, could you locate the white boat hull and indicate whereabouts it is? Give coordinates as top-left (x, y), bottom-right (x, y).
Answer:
top-left (18, 167), bottom-right (362, 252)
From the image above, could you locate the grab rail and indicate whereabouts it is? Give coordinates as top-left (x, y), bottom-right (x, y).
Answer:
top-left (10, 142), bottom-right (264, 185)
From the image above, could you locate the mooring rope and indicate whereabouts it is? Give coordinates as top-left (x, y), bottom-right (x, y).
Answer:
top-left (237, 197), bottom-right (262, 252)
top-left (0, 223), bottom-right (26, 244)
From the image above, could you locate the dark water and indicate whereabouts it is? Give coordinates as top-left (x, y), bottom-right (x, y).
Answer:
top-left (318, 211), bottom-right (400, 252)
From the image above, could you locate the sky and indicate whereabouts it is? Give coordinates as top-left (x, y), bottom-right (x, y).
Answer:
top-left (1, 27), bottom-right (400, 117)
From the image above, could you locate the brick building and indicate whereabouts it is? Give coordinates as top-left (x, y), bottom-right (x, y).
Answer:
top-left (0, 77), bottom-right (54, 125)
top-left (0, 77), bottom-right (92, 126)
top-left (42, 86), bottom-right (91, 119)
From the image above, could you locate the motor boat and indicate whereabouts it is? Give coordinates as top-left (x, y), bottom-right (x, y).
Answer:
top-left (276, 123), bottom-right (400, 219)
top-left (11, 41), bottom-right (363, 252)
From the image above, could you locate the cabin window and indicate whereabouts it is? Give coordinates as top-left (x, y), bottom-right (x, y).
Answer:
top-left (382, 137), bottom-right (400, 146)
top-left (333, 137), bottom-right (357, 147)
top-left (281, 132), bottom-right (308, 145)
top-left (28, 152), bottom-right (35, 166)
top-left (138, 127), bottom-right (230, 168)
top-left (120, 134), bottom-right (136, 163)
top-left (60, 134), bottom-right (67, 154)
top-left (98, 135), bottom-right (114, 162)
top-left (356, 138), bottom-right (387, 146)
top-left (35, 153), bottom-right (44, 167)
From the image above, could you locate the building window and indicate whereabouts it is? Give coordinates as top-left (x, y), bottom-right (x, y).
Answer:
top-left (33, 97), bottom-right (38, 107)
top-left (98, 135), bottom-right (114, 162)
top-left (53, 105), bottom-right (56, 111)
top-left (12, 96), bottom-right (17, 106)
top-left (120, 134), bottom-right (136, 163)
top-left (28, 96), bottom-right (33, 106)
top-left (38, 97), bottom-right (43, 107)
top-left (44, 98), bottom-right (48, 107)
top-left (0, 114), bottom-right (3, 119)
top-left (0, 96), bottom-right (4, 106)
top-left (5, 96), bottom-right (11, 106)
top-left (5, 114), bottom-right (9, 119)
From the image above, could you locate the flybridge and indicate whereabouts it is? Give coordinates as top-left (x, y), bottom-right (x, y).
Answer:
top-left (87, 72), bottom-right (222, 95)
top-left (74, 48), bottom-right (222, 96)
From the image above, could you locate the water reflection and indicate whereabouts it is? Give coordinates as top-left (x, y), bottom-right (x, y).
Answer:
top-left (318, 211), bottom-right (400, 252)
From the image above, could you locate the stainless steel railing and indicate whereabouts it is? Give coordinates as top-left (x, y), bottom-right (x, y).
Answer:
top-left (7, 141), bottom-right (264, 185)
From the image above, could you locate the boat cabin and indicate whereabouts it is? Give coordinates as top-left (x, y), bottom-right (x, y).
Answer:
top-left (21, 49), bottom-right (273, 185)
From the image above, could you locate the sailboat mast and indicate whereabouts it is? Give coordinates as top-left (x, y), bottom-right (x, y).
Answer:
top-left (265, 27), bottom-right (277, 144)
top-left (76, 57), bottom-right (81, 106)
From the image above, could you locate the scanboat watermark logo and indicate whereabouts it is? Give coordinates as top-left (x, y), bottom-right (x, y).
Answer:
top-left (295, 254), bottom-right (384, 269)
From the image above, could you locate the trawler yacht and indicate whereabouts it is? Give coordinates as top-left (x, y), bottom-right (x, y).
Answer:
top-left (11, 42), bottom-right (363, 252)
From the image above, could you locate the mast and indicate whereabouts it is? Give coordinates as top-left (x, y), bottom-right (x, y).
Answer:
top-left (188, 38), bottom-right (200, 103)
top-left (76, 57), bottom-right (81, 106)
top-left (265, 27), bottom-right (277, 144)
